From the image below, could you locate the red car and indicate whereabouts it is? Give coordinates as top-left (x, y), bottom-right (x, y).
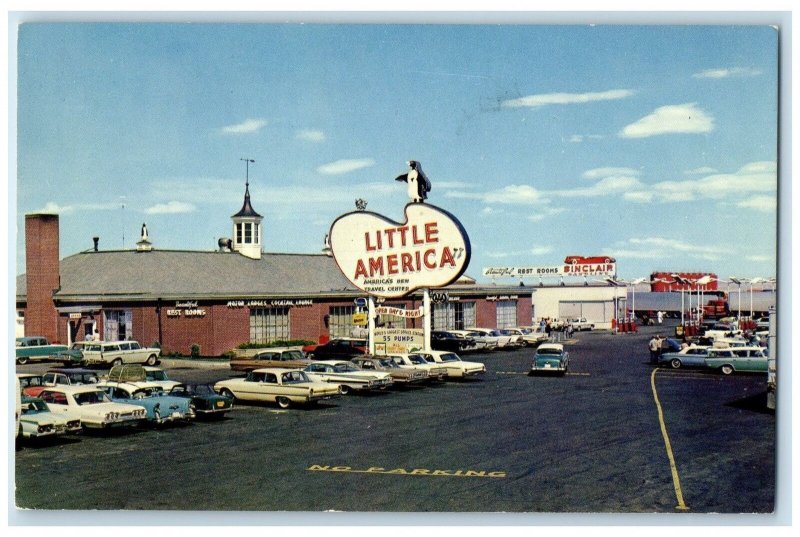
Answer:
top-left (564, 255), bottom-right (616, 265)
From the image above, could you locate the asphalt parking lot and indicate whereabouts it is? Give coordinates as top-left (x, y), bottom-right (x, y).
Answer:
top-left (13, 324), bottom-right (776, 516)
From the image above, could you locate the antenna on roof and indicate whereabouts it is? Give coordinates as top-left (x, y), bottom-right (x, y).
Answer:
top-left (240, 158), bottom-right (255, 188)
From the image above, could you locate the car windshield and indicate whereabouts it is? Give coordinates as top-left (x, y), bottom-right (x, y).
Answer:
top-left (283, 351), bottom-right (304, 360)
top-left (537, 348), bottom-right (563, 356)
top-left (22, 400), bottom-right (49, 413)
top-left (438, 353), bottom-right (461, 362)
top-left (145, 371), bottom-right (167, 381)
top-left (70, 343), bottom-right (85, 350)
top-left (377, 359), bottom-right (396, 368)
top-left (407, 355), bottom-right (427, 365)
top-left (192, 384), bottom-right (215, 396)
top-left (281, 371), bottom-right (310, 384)
top-left (333, 363), bottom-right (359, 373)
top-left (73, 390), bottom-right (111, 405)
top-left (72, 373), bottom-right (98, 384)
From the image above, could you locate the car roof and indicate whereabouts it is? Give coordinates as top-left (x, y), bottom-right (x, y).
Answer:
top-left (141, 366), bottom-right (163, 371)
top-left (309, 360), bottom-right (352, 365)
top-left (251, 367), bottom-right (307, 374)
top-left (537, 343), bottom-right (565, 352)
top-left (41, 385), bottom-right (107, 394)
top-left (16, 373), bottom-right (42, 379)
top-left (255, 347), bottom-right (303, 353)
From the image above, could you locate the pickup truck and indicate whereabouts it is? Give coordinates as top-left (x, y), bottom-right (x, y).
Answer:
top-left (79, 340), bottom-right (161, 367)
top-left (15, 337), bottom-right (69, 365)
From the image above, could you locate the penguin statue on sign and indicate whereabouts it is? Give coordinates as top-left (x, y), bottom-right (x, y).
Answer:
top-left (395, 160), bottom-right (431, 203)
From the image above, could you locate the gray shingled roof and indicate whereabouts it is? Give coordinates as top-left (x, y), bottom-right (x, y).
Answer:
top-left (17, 249), bottom-right (359, 302)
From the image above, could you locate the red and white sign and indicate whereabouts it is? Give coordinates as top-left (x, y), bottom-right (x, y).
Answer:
top-left (329, 203), bottom-right (471, 298)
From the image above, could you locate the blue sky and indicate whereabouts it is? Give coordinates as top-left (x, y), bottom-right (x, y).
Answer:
top-left (13, 22), bottom-right (779, 284)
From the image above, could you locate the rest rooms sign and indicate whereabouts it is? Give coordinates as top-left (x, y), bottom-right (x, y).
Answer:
top-left (330, 203), bottom-right (471, 298)
top-left (483, 263), bottom-right (616, 278)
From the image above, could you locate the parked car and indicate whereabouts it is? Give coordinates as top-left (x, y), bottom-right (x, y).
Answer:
top-left (468, 328), bottom-right (513, 348)
top-left (704, 346), bottom-right (769, 375)
top-left (18, 396), bottom-right (82, 440)
top-left (509, 327), bottom-right (549, 346)
top-left (657, 346), bottom-right (711, 369)
top-left (229, 347), bottom-right (311, 372)
top-left (567, 318), bottom-right (594, 331)
top-left (142, 366), bottom-right (182, 392)
top-left (449, 330), bottom-right (495, 351)
top-left (383, 353), bottom-right (448, 381)
top-left (431, 330), bottom-right (475, 352)
top-left (303, 360), bottom-right (393, 394)
top-left (51, 341), bottom-right (91, 367)
top-left (80, 340), bottom-right (161, 367)
top-left (351, 356), bottom-right (429, 384)
top-left (38, 385), bottom-right (147, 429)
top-left (304, 338), bottom-right (368, 360)
top-left (17, 374), bottom-right (46, 395)
top-left (529, 343), bottom-right (569, 375)
top-left (415, 350), bottom-right (486, 379)
top-left (214, 368), bottom-right (341, 409)
top-left (755, 317), bottom-right (771, 330)
top-left (498, 329), bottom-right (526, 348)
top-left (97, 382), bottom-right (195, 425)
top-left (15, 336), bottom-right (69, 365)
top-left (704, 323), bottom-right (743, 342)
top-left (23, 368), bottom-right (100, 398)
top-left (167, 383), bottom-right (234, 419)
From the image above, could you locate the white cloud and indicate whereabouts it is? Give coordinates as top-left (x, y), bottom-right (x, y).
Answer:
top-left (736, 195), bottom-right (777, 212)
top-left (684, 166), bottom-right (718, 175)
top-left (487, 246), bottom-right (552, 258)
top-left (317, 158), bottom-right (375, 175)
top-left (582, 167), bottom-right (640, 180)
top-left (746, 254), bottom-right (774, 263)
top-left (615, 237), bottom-right (726, 261)
top-left (623, 191), bottom-right (654, 203)
top-left (446, 184), bottom-right (546, 204)
top-left (145, 201), bottom-right (197, 214)
top-left (568, 134), bottom-right (604, 143)
top-left (530, 246), bottom-right (553, 255)
top-left (501, 89), bottom-right (634, 108)
top-left (527, 207), bottom-right (565, 222)
top-left (619, 103), bottom-right (714, 138)
top-left (35, 201), bottom-right (120, 214)
top-left (692, 67), bottom-right (761, 79)
top-left (221, 118), bottom-right (268, 134)
top-left (295, 129), bottom-right (326, 142)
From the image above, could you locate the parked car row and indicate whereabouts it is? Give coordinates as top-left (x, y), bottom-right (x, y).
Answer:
top-left (657, 345), bottom-right (769, 375)
top-left (16, 338), bottom-right (162, 367)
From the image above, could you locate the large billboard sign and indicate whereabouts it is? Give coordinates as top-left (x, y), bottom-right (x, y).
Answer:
top-left (329, 203), bottom-right (471, 298)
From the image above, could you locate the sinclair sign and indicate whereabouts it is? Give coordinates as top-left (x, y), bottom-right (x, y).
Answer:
top-left (483, 255), bottom-right (617, 278)
top-left (329, 203), bottom-right (471, 298)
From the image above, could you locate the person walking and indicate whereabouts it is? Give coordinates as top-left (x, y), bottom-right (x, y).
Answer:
top-left (649, 335), bottom-right (661, 364)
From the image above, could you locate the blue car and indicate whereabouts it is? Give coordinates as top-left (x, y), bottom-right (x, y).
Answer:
top-left (97, 381), bottom-right (195, 425)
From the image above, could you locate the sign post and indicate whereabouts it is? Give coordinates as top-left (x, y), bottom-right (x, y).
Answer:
top-left (423, 288), bottom-right (432, 351)
top-left (368, 296), bottom-right (376, 355)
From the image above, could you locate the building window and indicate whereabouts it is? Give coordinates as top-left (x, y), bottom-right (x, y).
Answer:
top-left (236, 223), bottom-right (243, 244)
top-left (378, 303), bottom-right (407, 329)
top-left (254, 223), bottom-right (259, 244)
top-left (328, 306), bottom-right (356, 338)
top-left (250, 307), bottom-right (290, 343)
top-left (244, 222), bottom-right (252, 243)
top-left (496, 300), bottom-right (517, 329)
top-left (432, 301), bottom-right (475, 330)
top-left (104, 310), bottom-right (132, 341)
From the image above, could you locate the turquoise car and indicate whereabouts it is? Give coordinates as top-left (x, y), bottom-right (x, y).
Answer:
top-left (15, 337), bottom-right (69, 365)
top-left (657, 346), bottom-right (711, 369)
top-left (704, 347), bottom-right (769, 375)
top-left (529, 343), bottom-right (569, 375)
top-left (98, 382), bottom-right (195, 425)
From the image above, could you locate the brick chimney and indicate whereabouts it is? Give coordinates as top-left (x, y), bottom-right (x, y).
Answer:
top-left (25, 213), bottom-right (61, 342)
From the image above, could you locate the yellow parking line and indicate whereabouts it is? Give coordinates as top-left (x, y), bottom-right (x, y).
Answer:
top-left (650, 368), bottom-right (690, 511)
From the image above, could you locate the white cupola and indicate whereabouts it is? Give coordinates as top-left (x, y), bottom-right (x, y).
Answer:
top-left (231, 169), bottom-right (263, 260)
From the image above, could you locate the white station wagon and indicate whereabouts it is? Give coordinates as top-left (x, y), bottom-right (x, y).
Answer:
top-left (80, 340), bottom-right (161, 367)
top-left (416, 350), bottom-right (486, 378)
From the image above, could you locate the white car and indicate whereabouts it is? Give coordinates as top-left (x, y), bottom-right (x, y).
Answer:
top-left (448, 330), bottom-right (495, 351)
top-left (468, 328), bottom-right (513, 348)
top-left (142, 366), bottom-right (182, 392)
top-left (384, 353), bottom-right (448, 381)
top-left (38, 385), bottom-right (147, 429)
top-left (567, 318), bottom-right (594, 331)
top-left (303, 360), bottom-right (393, 395)
top-left (507, 327), bottom-right (548, 347)
top-left (18, 397), bottom-right (82, 439)
top-left (416, 350), bottom-right (486, 378)
top-left (214, 368), bottom-right (341, 409)
top-left (80, 340), bottom-right (161, 367)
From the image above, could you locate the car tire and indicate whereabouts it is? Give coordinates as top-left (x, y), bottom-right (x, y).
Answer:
top-left (17, 357), bottom-right (28, 365)
top-left (112, 358), bottom-right (123, 367)
top-left (219, 388), bottom-right (235, 400)
top-left (276, 396), bottom-right (291, 409)
top-left (339, 384), bottom-right (352, 395)
top-left (670, 358), bottom-right (682, 369)
top-left (146, 354), bottom-right (158, 366)
top-left (720, 364), bottom-right (734, 376)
